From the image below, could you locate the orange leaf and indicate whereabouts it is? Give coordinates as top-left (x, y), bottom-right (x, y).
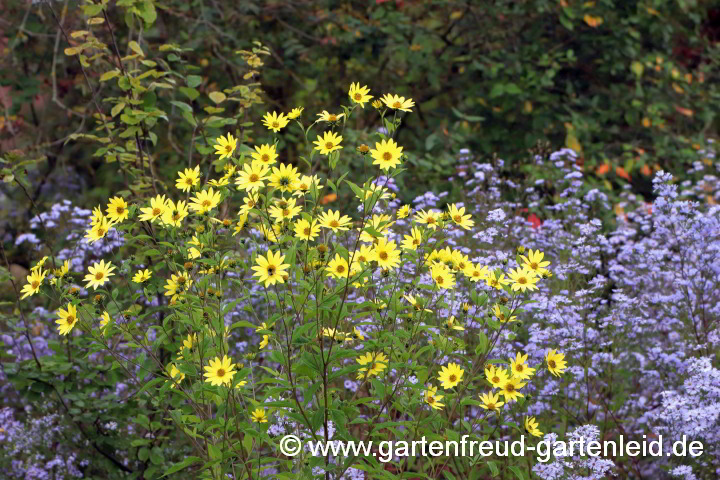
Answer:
top-left (320, 193), bottom-right (337, 205)
top-left (615, 166), bottom-right (631, 181)
top-left (640, 165), bottom-right (652, 176)
top-left (674, 105), bottom-right (694, 117)
top-left (596, 164), bottom-right (610, 175)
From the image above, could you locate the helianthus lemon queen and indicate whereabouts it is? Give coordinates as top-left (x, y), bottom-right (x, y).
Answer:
top-left (437, 363), bottom-right (464, 389)
top-left (424, 385), bottom-right (445, 410)
top-left (251, 144), bottom-right (278, 166)
top-left (525, 416), bottom-right (543, 437)
top-left (161, 199), bottom-right (189, 227)
top-left (84, 260), bottom-right (116, 290)
top-left (546, 349), bottom-right (568, 376)
top-left (262, 111), bottom-right (289, 132)
top-left (106, 196), bottom-right (129, 223)
top-left (508, 267), bottom-right (539, 292)
top-left (318, 209), bottom-right (352, 232)
top-left (370, 138), bottom-right (404, 170)
top-left (138, 194), bottom-right (168, 223)
top-left (176, 165), bottom-right (201, 192)
top-left (349, 82), bottom-right (373, 108)
top-left (499, 376), bottom-right (526, 402)
top-left (252, 250), bottom-right (290, 287)
top-left (479, 391), bottom-right (505, 411)
top-left (316, 110), bottom-right (345, 123)
top-left (485, 365), bottom-right (510, 389)
top-left (372, 237), bottom-right (401, 270)
top-left (313, 131), bottom-right (343, 155)
top-left (189, 188), bottom-right (222, 214)
top-left (356, 352), bottom-right (388, 379)
top-left (287, 107), bottom-right (303, 119)
top-left (213, 133), bottom-right (237, 159)
top-left (55, 303), bottom-right (79, 336)
top-left (268, 163), bottom-right (300, 193)
top-left (521, 249), bottom-right (551, 276)
top-left (203, 355), bottom-right (237, 386)
top-left (132, 269), bottom-right (151, 283)
top-left (294, 218), bottom-right (321, 241)
top-left (251, 408), bottom-right (268, 423)
top-left (235, 162), bottom-right (270, 192)
top-left (509, 352), bottom-right (536, 380)
top-left (326, 253), bottom-right (352, 279)
top-left (448, 203), bottom-right (475, 230)
top-left (380, 93), bottom-right (415, 112)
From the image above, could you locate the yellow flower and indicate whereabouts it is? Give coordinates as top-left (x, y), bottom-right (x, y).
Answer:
top-left (313, 131), bottom-right (343, 155)
top-left (132, 269), bottom-right (152, 283)
top-left (520, 249), bottom-right (551, 276)
top-left (294, 218), bottom-right (321, 241)
top-left (525, 416), bottom-right (543, 437)
top-left (397, 204), bottom-right (411, 219)
top-left (138, 195), bottom-right (168, 223)
top-left (251, 144), bottom-right (278, 166)
top-left (359, 214), bottom-right (393, 242)
top-left (203, 355), bottom-right (237, 386)
top-left (356, 352), bottom-right (388, 379)
top-left (187, 235), bottom-right (204, 259)
top-left (508, 267), bottom-right (539, 292)
top-left (164, 273), bottom-right (192, 297)
top-left (404, 294), bottom-right (432, 313)
top-left (168, 364), bottom-right (185, 388)
top-left (287, 107), bottom-right (304, 119)
top-left (445, 315), bottom-right (464, 331)
top-left (239, 193), bottom-right (261, 215)
top-left (431, 264), bottom-right (456, 290)
top-left (233, 214), bottom-right (249, 236)
top-left (499, 376), bottom-right (526, 402)
top-left (424, 385), bottom-right (445, 410)
top-left (401, 227), bottom-right (423, 251)
top-left (208, 177), bottom-right (230, 188)
top-left (293, 174), bottom-right (324, 197)
top-left (437, 363), bottom-right (464, 389)
top-left (447, 204), bottom-right (474, 230)
top-left (176, 166), bottom-right (201, 192)
top-left (485, 365), bottom-right (510, 389)
top-left (235, 162), bottom-right (270, 192)
top-left (510, 352), bottom-right (536, 380)
top-left (259, 335), bottom-right (269, 349)
top-left (318, 209), bottom-right (352, 232)
top-left (492, 304), bottom-right (517, 323)
top-left (252, 250), bottom-right (290, 287)
top-left (251, 408), bottom-right (268, 423)
top-left (268, 163), bottom-right (300, 193)
top-left (546, 349), bottom-right (568, 377)
top-left (99, 311), bottom-right (111, 331)
top-left (451, 251), bottom-right (471, 273)
top-left (214, 133), bottom-right (237, 159)
top-left (326, 253), bottom-right (351, 279)
top-left (55, 303), bottom-right (79, 336)
top-left (479, 391), bottom-right (505, 411)
top-left (269, 198), bottom-right (302, 222)
top-left (106, 196), bottom-right (129, 223)
top-left (348, 82), bottom-right (373, 108)
top-left (380, 93), bottom-right (415, 112)
top-left (53, 260), bottom-right (70, 278)
top-left (262, 111), bottom-right (289, 132)
top-left (486, 271), bottom-right (510, 290)
top-left (85, 216), bottom-right (112, 244)
top-left (415, 209), bottom-right (441, 230)
top-left (182, 334), bottom-right (196, 352)
top-left (189, 188), bottom-right (222, 214)
top-left (91, 206), bottom-right (104, 226)
top-left (370, 138), bottom-right (404, 171)
top-left (316, 110), bottom-right (345, 123)
top-left (372, 237), bottom-right (400, 270)
top-left (162, 199), bottom-right (189, 227)
top-left (323, 327), bottom-right (345, 341)
top-left (466, 263), bottom-right (489, 282)
top-left (84, 260), bottom-right (116, 290)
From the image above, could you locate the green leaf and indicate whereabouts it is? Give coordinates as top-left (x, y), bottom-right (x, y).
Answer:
top-left (128, 41), bottom-right (144, 57)
top-left (508, 466), bottom-right (525, 480)
top-left (187, 75), bottom-right (203, 88)
top-left (179, 87), bottom-right (199, 101)
top-left (100, 69), bottom-right (121, 82)
top-left (161, 457), bottom-right (203, 477)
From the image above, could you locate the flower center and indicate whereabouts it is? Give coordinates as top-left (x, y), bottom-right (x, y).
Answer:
top-left (336, 265), bottom-right (345, 273)
top-left (436, 276), bottom-right (444, 285)
top-left (95, 272), bottom-right (104, 280)
top-left (449, 374), bottom-right (457, 382)
top-left (328, 115), bottom-right (337, 121)
top-left (516, 364), bottom-right (524, 372)
top-left (202, 200), bottom-right (211, 207)
top-left (31, 281), bottom-right (40, 288)
top-left (272, 121), bottom-right (279, 128)
top-left (303, 227), bottom-right (311, 235)
top-left (97, 228), bottom-right (105, 236)
top-left (330, 220), bottom-right (339, 228)
top-left (427, 396), bottom-right (435, 404)
top-left (116, 207), bottom-right (124, 214)
top-left (427, 218), bottom-right (436, 224)
top-left (267, 266), bottom-right (276, 276)
top-left (518, 277), bottom-right (527, 284)
top-left (505, 384), bottom-right (515, 393)
top-left (453, 215), bottom-right (462, 222)
top-left (531, 262), bottom-right (538, 269)
top-left (66, 315), bottom-right (75, 324)
top-left (249, 174), bottom-right (259, 182)
top-left (217, 368), bottom-right (225, 377)
top-left (261, 154), bottom-right (270, 162)
top-left (354, 93), bottom-right (362, 100)
top-left (492, 376), bottom-right (500, 384)
top-left (325, 142), bottom-right (334, 150)
top-left (393, 101), bottom-right (402, 108)
top-left (379, 252), bottom-right (388, 260)
top-left (383, 152), bottom-right (392, 161)
top-left (280, 177), bottom-right (290, 186)
top-left (549, 360), bottom-right (556, 368)
top-left (225, 145), bottom-right (232, 153)
top-left (487, 403), bottom-right (495, 410)
top-left (185, 178), bottom-right (194, 185)
top-left (152, 208), bottom-right (162, 216)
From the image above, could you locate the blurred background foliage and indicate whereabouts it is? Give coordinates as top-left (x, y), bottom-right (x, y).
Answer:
top-left (1, 0), bottom-right (719, 262)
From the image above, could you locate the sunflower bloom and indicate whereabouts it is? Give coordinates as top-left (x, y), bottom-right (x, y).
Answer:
top-left (401, 227), bottom-right (423, 251)
top-left (55, 303), bottom-right (79, 336)
top-left (214, 133), bottom-right (237, 159)
top-left (189, 188), bottom-right (222, 214)
top-left (448, 204), bottom-right (474, 230)
top-left (546, 349), bottom-right (568, 377)
top-left (349, 82), bottom-right (373, 108)
top-left (176, 166), bottom-right (201, 192)
top-left (424, 385), bottom-right (445, 410)
top-left (313, 131), bottom-right (343, 155)
top-left (318, 209), bottom-right (352, 232)
top-left (162, 199), bottom-right (189, 227)
top-left (326, 253), bottom-right (351, 279)
top-left (510, 352), bottom-right (536, 380)
top-left (521, 249), bottom-right (551, 276)
top-left (499, 376), bottom-right (526, 402)
top-left (508, 267), bottom-right (539, 292)
top-left (437, 363), bottom-right (464, 389)
top-left (431, 264), bottom-right (456, 290)
top-left (106, 196), bottom-right (129, 223)
top-left (262, 111), bottom-right (289, 132)
top-left (252, 250), bottom-right (290, 287)
top-left (294, 219), bottom-right (321, 241)
top-left (251, 408), bottom-right (268, 423)
top-left (85, 216), bottom-right (112, 244)
top-left (380, 93), bottom-right (415, 112)
top-left (203, 355), bottom-right (237, 386)
top-left (287, 107), bottom-right (304, 119)
top-left (235, 162), bottom-right (270, 192)
top-left (525, 416), bottom-right (543, 437)
top-left (479, 391), bottom-right (505, 411)
top-left (138, 195), bottom-right (168, 223)
top-left (370, 138), bottom-right (404, 171)
top-left (84, 260), bottom-right (116, 290)
top-left (132, 269), bottom-right (152, 283)
top-left (268, 163), bottom-right (300, 193)
top-left (356, 352), bottom-right (388, 379)
top-left (316, 110), bottom-right (345, 123)
top-left (251, 144), bottom-right (278, 166)
top-left (372, 237), bottom-right (401, 270)
top-left (415, 209), bottom-right (441, 230)
top-left (485, 365), bottom-right (510, 389)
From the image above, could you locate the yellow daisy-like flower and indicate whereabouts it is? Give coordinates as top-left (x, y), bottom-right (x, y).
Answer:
top-left (499, 376), bottom-right (526, 402)
top-left (521, 249), bottom-right (551, 276)
top-left (236, 162), bottom-right (270, 192)
top-left (370, 138), bottom-right (404, 171)
top-left (189, 188), bottom-right (222, 214)
top-left (106, 196), bottom-right (129, 223)
top-left (207, 177), bottom-right (230, 188)
top-left (401, 227), bottom-right (423, 251)
top-left (251, 144), bottom-right (278, 166)
top-left (293, 174), bottom-right (323, 197)
top-left (492, 304), bottom-right (517, 323)
top-left (318, 209), bottom-right (352, 232)
top-left (380, 93), bottom-right (415, 112)
top-left (510, 352), bottom-right (536, 380)
top-left (415, 209), bottom-right (441, 230)
top-left (53, 260), bottom-right (70, 278)
top-left (164, 273), bottom-right (192, 297)
top-left (252, 250), bottom-right (290, 287)
top-left (404, 294), bottom-right (432, 313)
top-left (268, 163), bottom-right (300, 193)
top-left (313, 131), bottom-right (343, 155)
top-left (269, 198), bottom-right (302, 223)
top-left (437, 363), bottom-right (464, 389)
top-left (294, 218), bottom-right (321, 241)
top-left (525, 416), bottom-right (543, 437)
top-left (176, 166), bottom-right (201, 192)
top-left (445, 315), bottom-right (464, 331)
top-left (546, 349), bottom-right (568, 377)
top-left (168, 364), bottom-right (185, 388)
top-left (486, 271), bottom-right (511, 290)
top-left (356, 352), bottom-right (388, 380)
top-left (214, 133), bottom-right (237, 159)
top-left (447, 204), bottom-right (474, 230)
top-left (84, 260), bottom-right (116, 290)
top-left (466, 263), bottom-right (489, 282)
top-left (239, 193), bottom-right (261, 216)
top-left (259, 334), bottom-right (269, 349)
top-left (162, 199), bottom-right (189, 227)
top-left (479, 391), bottom-right (505, 411)
top-left (352, 244), bottom-right (374, 264)
top-left (287, 107), bottom-right (304, 119)
top-left (99, 311), bottom-right (111, 331)
top-left (91, 205), bottom-right (104, 226)
top-left (507, 267), bottom-right (539, 292)
top-left (132, 269), bottom-right (152, 283)
top-left (55, 303), bottom-right (79, 336)
top-left (397, 204), bottom-right (411, 219)
top-left (316, 110), bottom-right (345, 123)
top-left (358, 214), bottom-right (393, 243)
top-left (85, 216), bottom-right (112, 244)
top-left (203, 355), bottom-right (236, 386)
top-left (372, 237), bottom-right (401, 270)
top-left (431, 264), bottom-right (456, 290)
top-left (138, 195), bottom-right (168, 223)
top-left (262, 111), bottom-right (289, 132)
top-left (424, 385), bottom-right (445, 410)
top-left (251, 408), bottom-right (268, 423)
top-left (485, 365), bottom-right (510, 389)
top-left (233, 214), bottom-right (249, 236)
top-left (187, 235), bottom-right (204, 259)
top-left (450, 251), bottom-right (472, 273)
top-left (326, 253), bottom-right (351, 279)
top-left (182, 333), bottom-right (196, 352)
top-left (349, 82), bottom-right (373, 108)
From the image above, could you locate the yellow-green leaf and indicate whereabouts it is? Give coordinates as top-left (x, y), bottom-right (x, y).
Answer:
top-left (111, 103), bottom-right (126, 118)
top-left (128, 41), bottom-right (144, 57)
top-left (208, 91), bottom-right (226, 104)
top-left (100, 69), bottom-right (121, 82)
